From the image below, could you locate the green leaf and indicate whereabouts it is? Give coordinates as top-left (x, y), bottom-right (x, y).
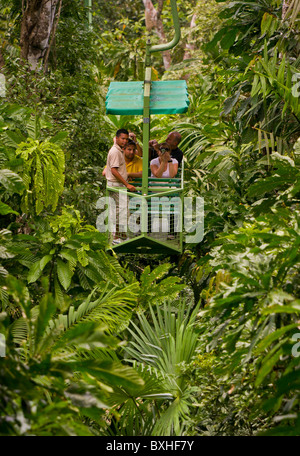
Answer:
top-left (260, 75), bottom-right (267, 96)
top-left (255, 323), bottom-right (300, 355)
top-left (247, 174), bottom-right (296, 198)
top-left (57, 258), bottom-right (73, 291)
top-left (52, 321), bottom-right (118, 351)
top-left (40, 254), bottom-right (53, 272)
top-left (35, 294), bottom-right (57, 353)
top-left (49, 131), bottom-right (68, 145)
top-left (251, 74), bottom-right (261, 97)
top-left (27, 260), bottom-right (43, 284)
top-left (277, 55), bottom-right (286, 86)
top-left (0, 169), bottom-right (25, 194)
top-left (54, 275), bottom-right (67, 311)
top-left (0, 201), bottom-right (19, 215)
top-left (220, 29), bottom-right (237, 50)
top-left (277, 371), bottom-right (300, 396)
top-left (255, 347), bottom-right (284, 387)
top-left (68, 360), bottom-right (145, 390)
top-left (222, 90), bottom-right (241, 115)
top-left (261, 12), bottom-right (273, 35)
top-left (26, 116), bottom-right (41, 140)
top-left (262, 301), bottom-right (300, 315)
top-left (2, 130), bottom-right (26, 148)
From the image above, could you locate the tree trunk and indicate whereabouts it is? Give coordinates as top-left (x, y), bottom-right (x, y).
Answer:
top-left (143, 0), bottom-right (172, 70)
top-left (20, 0), bottom-right (59, 70)
top-left (183, 13), bottom-right (197, 61)
top-left (282, 0), bottom-right (290, 18)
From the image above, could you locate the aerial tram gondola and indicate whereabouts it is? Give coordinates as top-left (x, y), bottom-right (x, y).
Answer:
top-left (105, 0), bottom-right (190, 255)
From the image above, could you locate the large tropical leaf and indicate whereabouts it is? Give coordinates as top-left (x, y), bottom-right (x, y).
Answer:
top-left (125, 300), bottom-right (200, 435)
top-left (0, 169), bottom-right (25, 194)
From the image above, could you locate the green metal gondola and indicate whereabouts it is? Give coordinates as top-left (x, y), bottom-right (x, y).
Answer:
top-left (105, 0), bottom-right (189, 255)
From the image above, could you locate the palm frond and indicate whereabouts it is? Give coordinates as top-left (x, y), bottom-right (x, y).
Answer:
top-left (40, 283), bottom-right (139, 357)
top-left (124, 299), bottom-right (200, 435)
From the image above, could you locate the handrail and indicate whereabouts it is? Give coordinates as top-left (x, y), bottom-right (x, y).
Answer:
top-left (132, 178), bottom-right (181, 182)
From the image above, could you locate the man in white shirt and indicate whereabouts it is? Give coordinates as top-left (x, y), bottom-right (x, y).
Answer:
top-left (106, 129), bottom-right (136, 192)
top-left (105, 129), bottom-right (136, 243)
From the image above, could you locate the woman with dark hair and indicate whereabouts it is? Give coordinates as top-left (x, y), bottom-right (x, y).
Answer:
top-left (150, 142), bottom-right (178, 178)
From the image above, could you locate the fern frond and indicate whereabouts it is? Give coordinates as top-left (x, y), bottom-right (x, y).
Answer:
top-left (0, 285), bottom-right (9, 307)
top-left (87, 250), bottom-right (126, 287)
top-left (10, 317), bottom-right (29, 345)
top-left (44, 283), bottom-right (138, 357)
top-left (77, 265), bottom-right (92, 290)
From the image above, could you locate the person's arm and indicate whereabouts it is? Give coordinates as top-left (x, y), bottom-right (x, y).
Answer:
top-left (111, 167), bottom-right (136, 192)
top-left (127, 171), bottom-right (142, 179)
top-left (149, 140), bottom-right (160, 154)
top-left (167, 160), bottom-right (178, 178)
top-left (135, 143), bottom-right (143, 157)
top-left (129, 132), bottom-right (143, 157)
top-left (151, 156), bottom-right (168, 178)
top-left (102, 166), bottom-right (107, 176)
top-left (151, 163), bottom-right (164, 178)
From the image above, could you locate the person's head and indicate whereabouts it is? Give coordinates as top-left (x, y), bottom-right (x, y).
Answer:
top-left (166, 131), bottom-right (182, 151)
top-left (124, 139), bottom-right (136, 162)
top-left (157, 142), bottom-right (171, 159)
top-left (116, 128), bottom-right (129, 148)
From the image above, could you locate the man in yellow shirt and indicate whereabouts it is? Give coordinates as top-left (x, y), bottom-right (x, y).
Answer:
top-left (124, 139), bottom-right (143, 181)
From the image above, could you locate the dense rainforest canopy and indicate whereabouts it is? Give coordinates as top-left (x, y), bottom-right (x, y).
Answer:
top-left (0, 0), bottom-right (299, 437)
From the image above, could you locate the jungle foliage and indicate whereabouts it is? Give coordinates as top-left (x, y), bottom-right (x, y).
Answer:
top-left (0, 0), bottom-right (299, 436)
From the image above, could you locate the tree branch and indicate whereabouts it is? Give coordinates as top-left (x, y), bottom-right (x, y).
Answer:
top-left (43, 0), bottom-right (62, 73)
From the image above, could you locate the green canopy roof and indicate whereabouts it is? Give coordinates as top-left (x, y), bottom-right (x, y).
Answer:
top-left (105, 80), bottom-right (189, 115)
